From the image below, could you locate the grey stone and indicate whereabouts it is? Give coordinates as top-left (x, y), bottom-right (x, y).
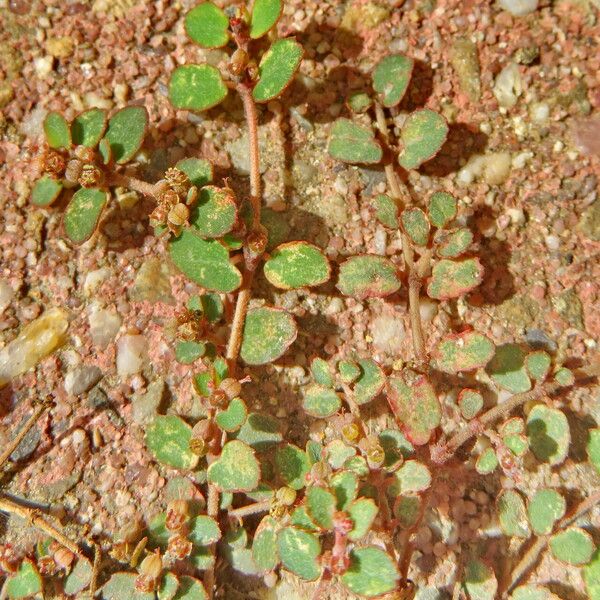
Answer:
top-left (525, 328), bottom-right (558, 352)
top-left (132, 379), bottom-right (165, 425)
top-left (10, 415), bottom-right (41, 462)
top-left (87, 386), bottom-right (109, 410)
top-left (64, 365), bottom-right (103, 396)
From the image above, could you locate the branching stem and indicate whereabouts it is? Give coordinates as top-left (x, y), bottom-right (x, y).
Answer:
top-left (106, 173), bottom-right (163, 199)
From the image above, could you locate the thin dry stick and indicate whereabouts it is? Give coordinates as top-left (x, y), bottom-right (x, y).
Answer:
top-left (506, 489), bottom-right (600, 593)
top-left (106, 172), bottom-right (162, 199)
top-left (0, 396), bottom-right (53, 470)
top-left (90, 541), bottom-right (101, 598)
top-left (228, 500), bottom-right (270, 520)
top-left (0, 497), bottom-right (81, 556)
top-left (373, 102), bottom-right (427, 364)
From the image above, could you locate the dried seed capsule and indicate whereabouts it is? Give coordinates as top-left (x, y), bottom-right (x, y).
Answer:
top-left (161, 188), bottom-right (180, 208)
top-left (189, 437), bottom-right (207, 457)
top-left (165, 500), bottom-right (189, 531)
top-left (64, 159), bottom-right (83, 184)
top-left (78, 164), bottom-right (103, 188)
top-left (219, 378), bottom-right (241, 401)
top-left (342, 423), bottom-right (361, 442)
top-left (275, 486), bottom-right (296, 506)
top-left (164, 167), bottom-right (191, 197)
top-left (166, 534), bottom-right (193, 560)
top-left (229, 48), bottom-right (249, 76)
top-left (135, 550), bottom-right (162, 592)
top-left (167, 203), bottom-right (189, 227)
top-left (53, 546), bottom-right (75, 572)
top-left (43, 149), bottom-right (66, 176)
top-left (73, 146), bottom-right (95, 163)
top-left (186, 185), bottom-right (198, 206)
top-left (37, 556), bottom-right (57, 576)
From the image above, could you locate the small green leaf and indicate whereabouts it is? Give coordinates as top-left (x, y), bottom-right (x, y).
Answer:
top-left (344, 455), bottom-right (369, 477)
top-left (401, 207), bottom-right (430, 246)
top-left (302, 384), bottom-right (341, 418)
top-left (103, 106), bottom-right (148, 164)
top-left (207, 440), bottom-right (260, 492)
top-left (185, 2), bottom-right (229, 48)
top-left (463, 560), bottom-right (497, 600)
top-left (253, 516), bottom-right (279, 571)
top-left (487, 344), bottom-right (531, 393)
top-left (476, 447), bottom-right (498, 474)
top-left (584, 548), bottom-right (600, 599)
top-left (326, 440), bottom-right (356, 470)
top-left (189, 515), bottom-right (221, 546)
top-left (277, 527), bottom-right (321, 581)
top-left (347, 91), bottom-right (373, 113)
top-left (6, 559), bottom-right (42, 600)
top-left (510, 585), bottom-right (561, 600)
top-left (215, 397), bottom-right (247, 432)
top-left (250, 0), bottom-right (282, 39)
top-left (253, 38), bottom-right (303, 103)
top-left (145, 415), bottom-right (199, 470)
top-left (64, 187), bottom-right (107, 245)
top-left (158, 572), bottom-right (179, 600)
top-left (190, 185), bottom-right (237, 238)
top-left (175, 340), bottom-right (205, 364)
top-left (393, 460), bottom-right (431, 493)
top-left (330, 470), bottom-right (358, 510)
top-left (527, 405), bottom-right (570, 465)
top-left (353, 359), bottom-right (386, 405)
top-left (435, 227), bottom-right (473, 258)
top-left (497, 490), bottom-right (529, 538)
top-left (190, 547), bottom-right (215, 571)
top-left (372, 193), bottom-right (399, 228)
top-left (199, 293), bottom-right (223, 323)
top-left (341, 546), bottom-right (399, 597)
top-left (348, 498), bottom-right (378, 541)
top-left (240, 306), bottom-right (297, 365)
top-left (44, 111), bottom-right (71, 149)
top-left (98, 137), bottom-right (111, 164)
top-left (169, 230), bottom-right (242, 293)
top-left (328, 118), bottom-right (383, 164)
top-left (458, 389), bottom-right (484, 420)
top-left (499, 417), bottom-right (525, 436)
top-left (310, 357), bottom-right (333, 387)
top-left (275, 444), bottom-right (310, 490)
top-left (527, 489), bottom-right (566, 535)
top-left (525, 350), bottom-right (551, 382)
top-left (101, 572), bottom-right (154, 600)
top-left (549, 527), bottom-right (595, 565)
top-left (31, 175), bottom-right (63, 207)
top-left (176, 157), bottom-right (213, 188)
top-left (236, 413), bottom-right (282, 450)
top-left (398, 109), bottom-right (448, 170)
top-left (64, 557), bottom-right (93, 595)
top-left (173, 576), bottom-right (208, 600)
top-left (372, 54), bottom-right (414, 108)
top-left (433, 331), bottom-right (495, 374)
top-left (387, 372), bottom-right (441, 445)
top-left (588, 428), bottom-right (600, 474)
top-left (394, 494), bottom-right (421, 527)
top-left (427, 258), bottom-right (484, 300)
top-left (554, 367), bottom-right (574, 386)
top-left (71, 108), bottom-right (107, 147)
top-left (379, 428), bottom-right (414, 467)
top-left (264, 241), bottom-right (330, 289)
top-left (504, 434), bottom-right (528, 456)
top-left (148, 512), bottom-right (170, 548)
top-left (337, 254), bottom-right (400, 299)
top-left (169, 64), bottom-right (228, 112)
top-left (429, 191), bottom-right (457, 228)
top-left (338, 359), bottom-right (360, 384)
top-left (306, 486), bottom-right (336, 529)
top-left (290, 505), bottom-right (319, 532)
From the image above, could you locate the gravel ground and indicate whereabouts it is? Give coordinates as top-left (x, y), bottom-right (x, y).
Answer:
top-left (0, 0), bottom-right (599, 598)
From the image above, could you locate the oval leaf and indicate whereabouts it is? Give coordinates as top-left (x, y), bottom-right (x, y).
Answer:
top-left (372, 193), bottom-right (399, 228)
top-left (71, 108), bottom-right (107, 148)
top-left (487, 343), bottom-right (531, 393)
top-left (588, 428), bottom-right (600, 474)
top-left (306, 486), bottom-right (336, 529)
top-left (436, 227), bottom-right (474, 258)
top-left (207, 440), bottom-right (260, 492)
top-left (341, 546), bottom-right (399, 597)
top-left (253, 38), bottom-right (303, 103)
top-left (427, 258), bottom-right (483, 300)
top-left (240, 306), bottom-right (297, 365)
top-left (549, 527), bottom-right (595, 565)
top-left (433, 331), bottom-right (495, 374)
top-left (145, 415), bottom-right (199, 470)
top-left (250, 0), bottom-right (282, 39)
top-left (169, 229), bottom-right (242, 293)
top-left (64, 187), bottom-right (107, 245)
top-left (398, 109), bottom-right (448, 170)
top-left (31, 175), bottom-right (63, 207)
top-left (401, 207), bottom-right (430, 246)
top-left (458, 389), bottom-right (484, 420)
top-left (277, 527), bottom-right (321, 581)
top-left (353, 359), bottom-right (386, 405)
top-left (6, 559), bottom-right (42, 600)
top-left (463, 560), bottom-right (497, 600)
top-left (337, 254), bottom-right (400, 299)
top-left (497, 489), bottom-right (529, 538)
top-left (169, 64), bottom-right (228, 112)
top-left (526, 405), bottom-right (570, 465)
top-left (264, 241), bottom-right (330, 289)
top-left (185, 2), bottom-right (229, 48)
top-left (176, 157), bottom-right (213, 188)
top-left (253, 516), bottom-right (279, 571)
top-left (348, 498), bottom-right (378, 541)
top-left (215, 397), bottom-right (247, 432)
top-left (275, 444), bottom-right (310, 490)
top-left (101, 572), bottom-right (154, 600)
top-left (302, 384), bottom-right (341, 418)
top-left (173, 576), bottom-right (207, 600)
top-left (190, 185), bottom-right (237, 238)
top-left (328, 118), bottom-right (383, 164)
top-left (103, 106), bottom-right (147, 164)
top-left (44, 111), bottom-right (71, 149)
top-left (527, 488), bottom-right (566, 535)
top-left (372, 54), bottom-right (414, 108)
top-left (429, 191), bottom-right (457, 228)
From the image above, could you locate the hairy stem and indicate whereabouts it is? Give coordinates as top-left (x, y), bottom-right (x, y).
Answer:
top-left (506, 489), bottom-right (600, 594)
top-left (0, 496), bottom-right (81, 556)
top-left (229, 500), bottom-right (270, 520)
top-left (374, 102), bottom-right (427, 364)
top-left (106, 173), bottom-right (163, 199)
top-left (0, 395), bottom-right (53, 470)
